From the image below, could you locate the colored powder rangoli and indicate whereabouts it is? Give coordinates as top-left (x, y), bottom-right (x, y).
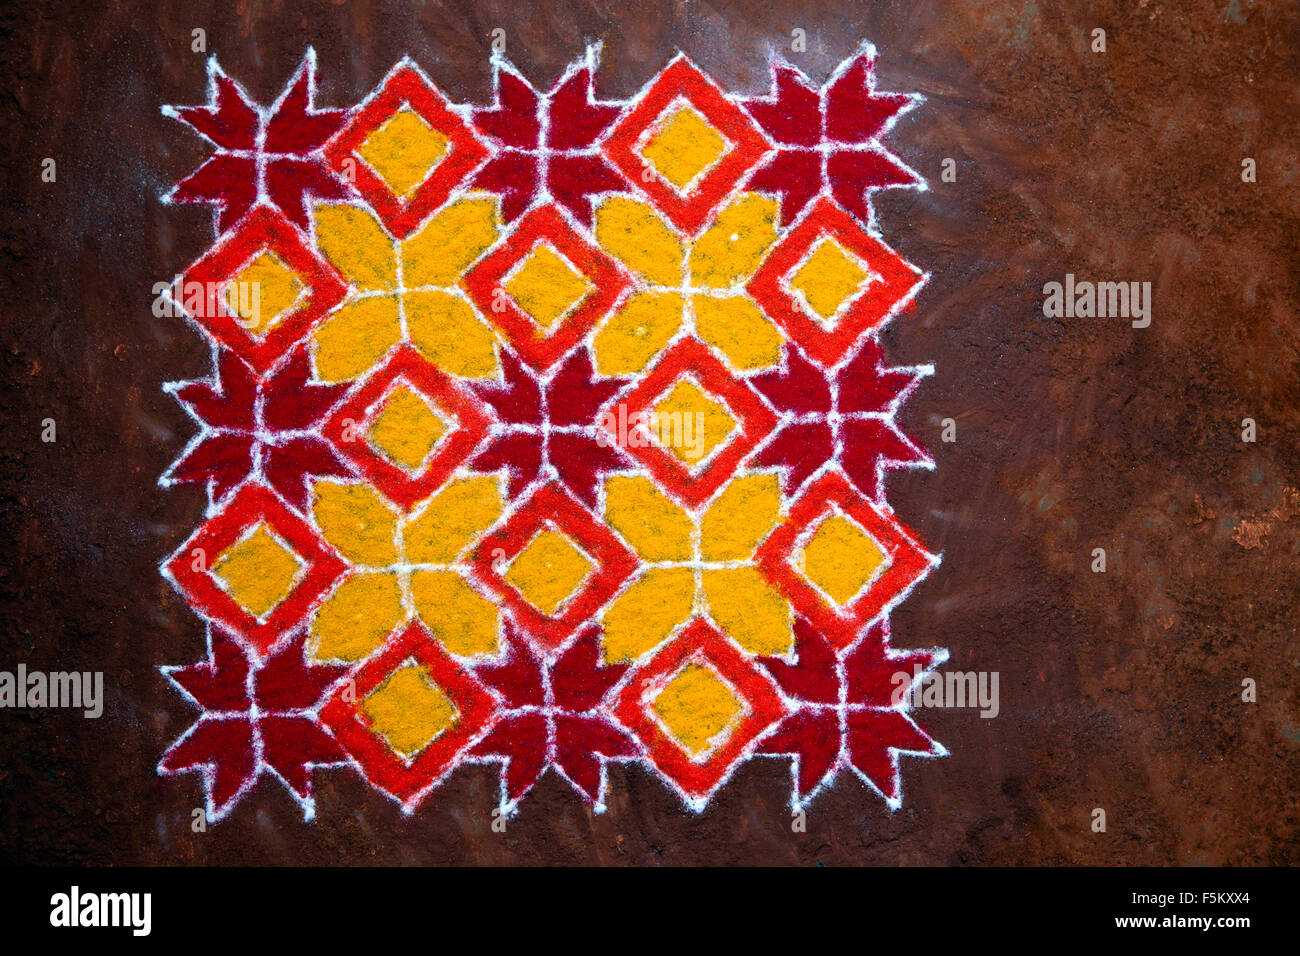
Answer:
top-left (158, 43), bottom-right (944, 821)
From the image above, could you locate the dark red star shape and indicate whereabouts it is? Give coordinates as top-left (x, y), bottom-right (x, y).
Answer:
top-left (758, 618), bottom-right (944, 804)
top-left (741, 53), bottom-right (922, 224)
top-left (159, 628), bottom-right (349, 820)
top-left (469, 347), bottom-right (629, 506)
top-left (470, 56), bottom-right (627, 223)
top-left (166, 50), bottom-right (348, 233)
top-left (470, 625), bottom-right (638, 806)
top-left (165, 346), bottom-right (351, 511)
top-left (748, 342), bottom-right (931, 499)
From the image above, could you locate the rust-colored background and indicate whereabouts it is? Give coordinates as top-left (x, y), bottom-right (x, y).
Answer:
top-left (1, 0), bottom-right (1296, 865)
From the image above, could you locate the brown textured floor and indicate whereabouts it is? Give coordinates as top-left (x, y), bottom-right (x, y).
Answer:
top-left (0, 0), bottom-right (1296, 865)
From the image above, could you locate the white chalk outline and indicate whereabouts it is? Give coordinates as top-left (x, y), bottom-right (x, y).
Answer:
top-left (157, 41), bottom-right (946, 823)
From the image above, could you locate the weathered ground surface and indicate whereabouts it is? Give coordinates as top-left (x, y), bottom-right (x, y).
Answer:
top-left (0, 0), bottom-right (1296, 864)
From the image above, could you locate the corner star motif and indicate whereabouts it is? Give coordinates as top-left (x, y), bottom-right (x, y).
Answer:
top-left (758, 618), bottom-right (946, 808)
top-left (164, 48), bottom-right (348, 233)
top-left (158, 628), bottom-right (349, 821)
top-left (740, 47), bottom-right (924, 225)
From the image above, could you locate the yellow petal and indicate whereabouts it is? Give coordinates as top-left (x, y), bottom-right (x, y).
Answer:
top-left (591, 291), bottom-right (684, 376)
top-left (403, 476), bottom-right (504, 565)
top-left (311, 295), bottom-right (402, 383)
top-left (402, 196), bottom-right (501, 288)
top-left (600, 568), bottom-right (695, 663)
top-left (703, 567), bottom-right (793, 656)
top-left (410, 570), bottom-right (501, 657)
top-left (693, 294), bottom-right (784, 371)
top-left (688, 193), bottom-right (779, 289)
top-left (603, 475), bottom-right (693, 562)
top-left (700, 472), bottom-right (782, 561)
top-left (311, 480), bottom-right (399, 566)
top-left (405, 290), bottom-right (500, 379)
top-left (309, 572), bottom-right (405, 663)
top-left (312, 203), bottom-right (397, 292)
top-left (594, 196), bottom-right (684, 287)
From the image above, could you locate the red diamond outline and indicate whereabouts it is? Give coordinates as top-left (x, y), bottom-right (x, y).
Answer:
top-left (164, 483), bottom-right (347, 657)
top-left (468, 482), bottom-right (638, 655)
top-left (321, 343), bottom-right (492, 511)
top-left (746, 196), bottom-right (925, 367)
top-left (179, 205), bottom-right (348, 377)
top-left (323, 63), bottom-right (489, 238)
top-left (602, 57), bottom-right (771, 236)
top-left (319, 619), bottom-right (499, 809)
top-left (755, 470), bottom-right (935, 649)
top-left (611, 617), bottom-right (787, 801)
top-left (462, 203), bottom-right (631, 373)
top-left (600, 336), bottom-right (778, 510)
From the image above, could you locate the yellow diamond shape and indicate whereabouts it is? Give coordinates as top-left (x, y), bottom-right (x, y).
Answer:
top-left (651, 662), bottom-right (744, 757)
top-left (357, 107), bottom-right (450, 198)
top-left (651, 378), bottom-right (738, 466)
top-left (800, 513), bottom-right (888, 606)
top-left (225, 251), bottom-right (305, 338)
top-left (505, 528), bottom-right (595, 616)
top-left (367, 386), bottom-right (448, 473)
top-left (503, 245), bottom-right (593, 331)
top-left (211, 523), bottom-right (304, 619)
top-left (639, 104), bottom-right (728, 190)
top-left (361, 663), bottom-right (459, 760)
top-left (789, 238), bottom-right (871, 322)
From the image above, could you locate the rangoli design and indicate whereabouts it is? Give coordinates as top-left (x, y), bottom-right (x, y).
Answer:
top-left (158, 43), bottom-right (945, 821)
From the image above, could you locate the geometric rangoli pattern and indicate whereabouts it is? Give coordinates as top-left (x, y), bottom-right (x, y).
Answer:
top-left (158, 43), bottom-right (945, 821)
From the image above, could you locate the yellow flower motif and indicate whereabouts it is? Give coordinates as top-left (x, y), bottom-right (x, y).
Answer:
top-left (310, 198), bottom-right (502, 382)
top-left (600, 472), bottom-right (792, 661)
top-left (307, 476), bottom-right (504, 662)
top-left (592, 193), bottom-right (785, 374)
